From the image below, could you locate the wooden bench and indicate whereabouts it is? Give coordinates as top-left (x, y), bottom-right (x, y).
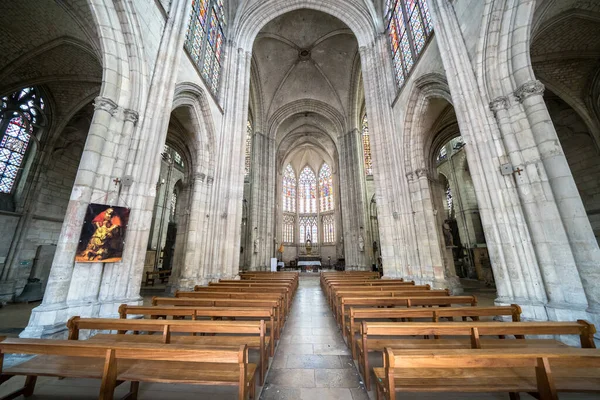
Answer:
top-left (331, 286), bottom-right (436, 312)
top-left (345, 304), bottom-right (522, 359)
top-left (144, 269), bottom-right (171, 286)
top-left (335, 290), bottom-right (452, 326)
top-left (374, 347), bottom-right (600, 400)
top-left (118, 304), bottom-right (277, 353)
top-left (0, 338), bottom-right (256, 400)
top-left (325, 281), bottom-right (416, 305)
top-left (199, 284), bottom-right (293, 312)
top-left (152, 297), bottom-right (284, 337)
top-left (67, 317), bottom-right (270, 386)
top-left (175, 291), bottom-right (288, 317)
top-left (359, 320), bottom-right (597, 390)
top-left (222, 278), bottom-right (298, 294)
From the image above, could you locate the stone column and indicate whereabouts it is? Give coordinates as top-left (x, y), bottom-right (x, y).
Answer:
top-left (21, 0), bottom-right (193, 338)
top-left (248, 132), bottom-right (276, 270)
top-left (359, 37), bottom-right (421, 280)
top-left (515, 80), bottom-right (600, 315)
top-left (429, 0), bottom-right (549, 319)
top-left (338, 128), bottom-right (370, 270)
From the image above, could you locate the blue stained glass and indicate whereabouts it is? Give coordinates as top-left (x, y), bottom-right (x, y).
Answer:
top-left (185, 0), bottom-right (226, 97)
top-left (386, 0), bottom-right (433, 89)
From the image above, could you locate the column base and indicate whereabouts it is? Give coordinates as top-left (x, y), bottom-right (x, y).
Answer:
top-left (19, 297), bottom-right (143, 339)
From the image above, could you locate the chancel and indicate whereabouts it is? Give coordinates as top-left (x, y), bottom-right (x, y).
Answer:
top-left (1, 0), bottom-right (600, 399)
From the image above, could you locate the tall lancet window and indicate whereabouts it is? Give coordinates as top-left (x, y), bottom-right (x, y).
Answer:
top-left (185, 0), bottom-right (226, 96)
top-left (361, 114), bottom-right (373, 176)
top-left (385, 0), bottom-right (433, 88)
top-left (298, 166), bottom-right (317, 214)
top-left (0, 87), bottom-right (45, 194)
top-left (319, 163), bottom-right (334, 212)
top-left (244, 118), bottom-right (252, 177)
top-left (282, 164), bottom-right (296, 213)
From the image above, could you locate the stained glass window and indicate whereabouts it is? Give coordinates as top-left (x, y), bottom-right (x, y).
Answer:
top-left (361, 114), bottom-right (373, 176)
top-left (386, 0), bottom-right (433, 89)
top-left (323, 214), bottom-right (335, 243)
top-left (245, 118), bottom-right (252, 177)
top-left (299, 167), bottom-right (317, 214)
top-left (282, 214), bottom-right (295, 243)
top-left (170, 190), bottom-right (177, 220)
top-left (185, 0), bottom-right (226, 96)
top-left (446, 183), bottom-right (454, 219)
top-left (283, 164), bottom-right (296, 213)
top-left (299, 215), bottom-right (318, 244)
top-left (319, 163), bottom-right (334, 212)
top-left (0, 87), bottom-right (44, 194)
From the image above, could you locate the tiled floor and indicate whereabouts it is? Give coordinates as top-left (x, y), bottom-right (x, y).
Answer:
top-left (260, 274), bottom-right (369, 400)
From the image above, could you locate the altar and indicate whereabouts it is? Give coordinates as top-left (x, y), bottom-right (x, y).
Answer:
top-left (297, 260), bottom-right (321, 272)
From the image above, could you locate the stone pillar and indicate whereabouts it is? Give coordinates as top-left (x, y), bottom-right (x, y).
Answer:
top-left (429, 0), bottom-right (549, 319)
top-left (359, 37), bottom-right (421, 281)
top-left (515, 80), bottom-right (600, 315)
top-left (248, 132), bottom-right (276, 270)
top-left (21, 0), bottom-right (193, 338)
top-left (338, 129), bottom-right (371, 270)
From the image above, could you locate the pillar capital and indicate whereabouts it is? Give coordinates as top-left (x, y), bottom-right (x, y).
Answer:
top-left (93, 96), bottom-right (118, 115)
top-left (514, 80), bottom-right (545, 103)
top-left (489, 96), bottom-right (510, 117)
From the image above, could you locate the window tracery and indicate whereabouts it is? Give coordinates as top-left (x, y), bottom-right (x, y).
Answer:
top-left (299, 215), bottom-right (318, 244)
top-left (0, 87), bottom-right (44, 194)
top-left (299, 166), bottom-right (317, 214)
top-left (361, 114), bottom-right (373, 176)
top-left (319, 163), bottom-right (334, 212)
top-left (245, 118), bottom-right (252, 177)
top-left (282, 164), bottom-right (296, 213)
top-left (386, 0), bottom-right (433, 88)
top-left (185, 0), bottom-right (226, 96)
top-left (322, 214), bottom-right (335, 243)
top-left (282, 214), bottom-right (295, 243)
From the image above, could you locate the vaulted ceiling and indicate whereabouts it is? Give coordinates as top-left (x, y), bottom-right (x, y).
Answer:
top-left (251, 9), bottom-right (360, 167)
top-left (252, 9), bottom-right (359, 134)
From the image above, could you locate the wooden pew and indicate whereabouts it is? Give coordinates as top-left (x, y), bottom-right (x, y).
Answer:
top-left (375, 347), bottom-right (600, 400)
top-left (345, 304), bottom-right (522, 359)
top-left (67, 317), bottom-right (269, 386)
top-left (337, 295), bottom-right (478, 344)
top-left (358, 320), bottom-right (597, 390)
top-left (118, 304), bottom-right (277, 354)
top-left (0, 338), bottom-right (256, 400)
top-left (325, 280), bottom-right (416, 305)
top-left (331, 286), bottom-right (434, 311)
top-left (152, 297), bottom-right (284, 335)
top-left (222, 278), bottom-right (298, 294)
top-left (174, 291), bottom-right (288, 318)
top-left (193, 286), bottom-right (292, 314)
top-left (335, 290), bottom-right (451, 326)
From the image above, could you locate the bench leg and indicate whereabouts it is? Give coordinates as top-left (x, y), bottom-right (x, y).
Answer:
top-left (509, 393), bottom-right (521, 400)
top-left (0, 375), bottom-right (37, 400)
top-left (122, 381), bottom-right (139, 400)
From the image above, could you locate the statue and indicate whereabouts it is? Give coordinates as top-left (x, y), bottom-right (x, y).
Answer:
top-left (443, 220), bottom-right (454, 247)
top-left (253, 238), bottom-right (259, 254)
top-left (358, 234), bottom-right (365, 252)
top-left (305, 233), bottom-right (312, 255)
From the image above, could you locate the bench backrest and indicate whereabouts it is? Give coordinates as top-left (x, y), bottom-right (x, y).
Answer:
top-left (118, 305), bottom-right (274, 319)
top-left (68, 317), bottom-right (265, 341)
top-left (152, 297), bottom-right (280, 309)
top-left (349, 305), bottom-right (521, 322)
top-left (341, 295), bottom-right (477, 307)
top-left (362, 320), bottom-right (597, 348)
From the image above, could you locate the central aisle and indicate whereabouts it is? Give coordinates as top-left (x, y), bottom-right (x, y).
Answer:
top-left (260, 274), bottom-right (369, 400)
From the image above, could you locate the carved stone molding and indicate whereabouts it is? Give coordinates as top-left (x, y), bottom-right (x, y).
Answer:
top-left (195, 173), bottom-right (206, 182)
top-left (415, 168), bottom-right (428, 179)
top-left (514, 80), bottom-right (545, 103)
top-left (405, 172), bottom-right (415, 182)
top-left (489, 96), bottom-right (509, 116)
top-left (123, 109), bottom-right (139, 125)
top-left (93, 96), bottom-right (118, 115)
top-left (206, 176), bottom-right (214, 185)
